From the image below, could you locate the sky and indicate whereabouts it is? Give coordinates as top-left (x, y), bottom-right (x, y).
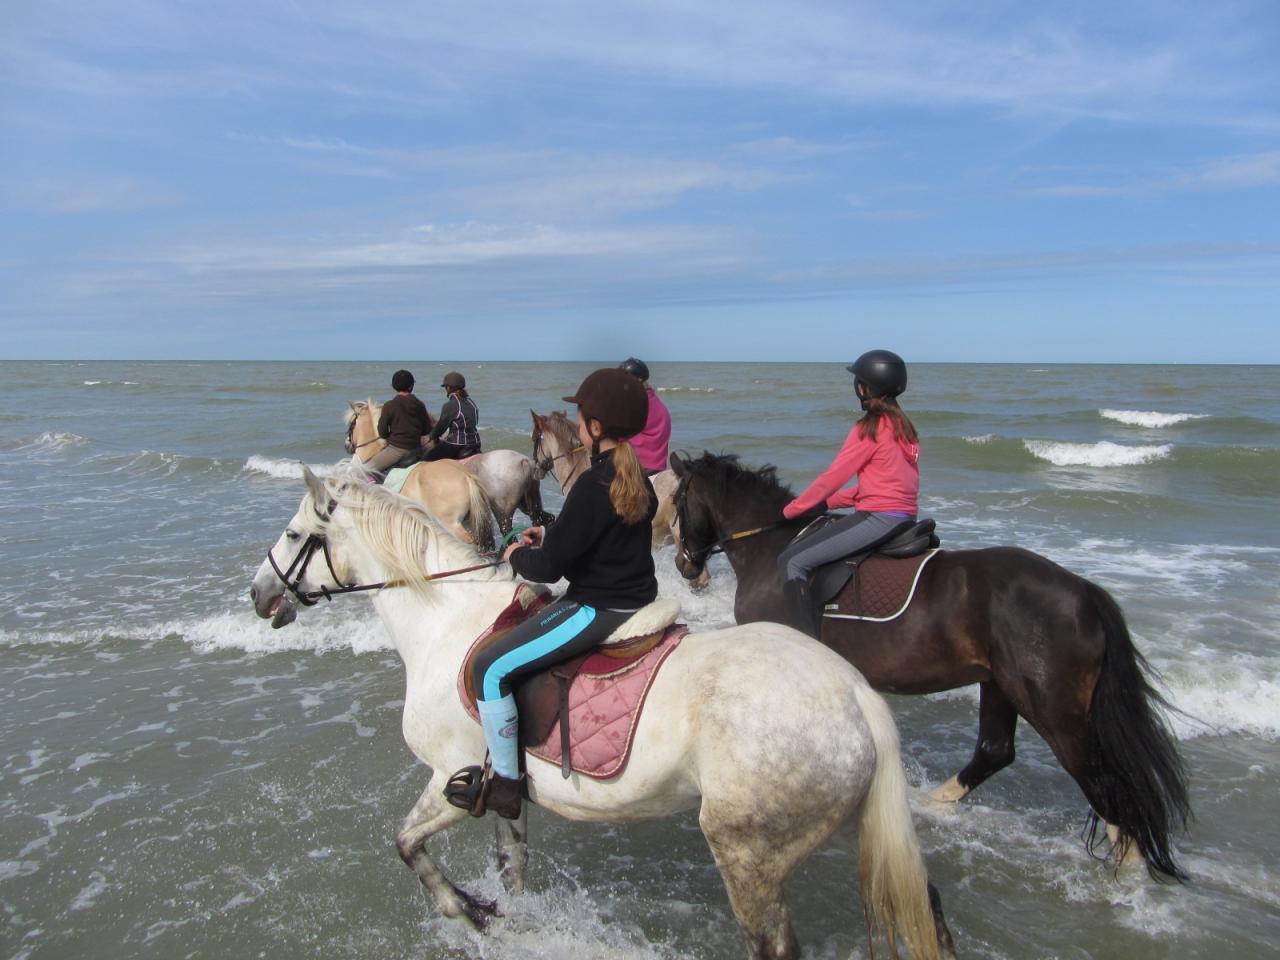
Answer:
top-left (2, 1), bottom-right (1278, 362)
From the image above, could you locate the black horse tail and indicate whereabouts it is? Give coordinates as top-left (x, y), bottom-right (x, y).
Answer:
top-left (1082, 580), bottom-right (1192, 882)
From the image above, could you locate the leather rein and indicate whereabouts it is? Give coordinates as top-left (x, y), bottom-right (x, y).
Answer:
top-left (267, 498), bottom-right (504, 606)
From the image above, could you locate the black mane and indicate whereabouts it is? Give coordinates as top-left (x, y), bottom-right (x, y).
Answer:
top-left (683, 451), bottom-right (794, 507)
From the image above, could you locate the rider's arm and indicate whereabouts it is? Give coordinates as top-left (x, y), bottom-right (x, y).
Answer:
top-left (782, 426), bottom-right (875, 518)
top-left (377, 402), bottom-right (392, 439)
top-left (428, 397), bottom-right (457, 442)
top-left (507, 480), bottom-right (605, 583)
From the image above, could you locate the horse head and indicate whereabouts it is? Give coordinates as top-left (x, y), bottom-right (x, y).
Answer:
top-left (669, 451), bottom-right (793, 580)
top-left (249, 466), bottom-right (362, 628)
top-left (344, 399), bottom-right (382, 459)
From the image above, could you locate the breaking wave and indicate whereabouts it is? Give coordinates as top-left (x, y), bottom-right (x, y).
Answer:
top-left (1100, 409), bottom-right (1210, 428)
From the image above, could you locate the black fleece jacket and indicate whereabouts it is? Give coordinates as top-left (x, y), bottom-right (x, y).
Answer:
top-left (509, 450), bottom-right (658, 610)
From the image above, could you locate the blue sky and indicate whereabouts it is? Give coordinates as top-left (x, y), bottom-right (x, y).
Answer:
top-left (2, 1), bottom-right (1278, 362)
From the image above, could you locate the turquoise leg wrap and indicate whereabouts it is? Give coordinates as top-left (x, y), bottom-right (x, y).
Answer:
top-left (477, 694), bottom-right (520, 779)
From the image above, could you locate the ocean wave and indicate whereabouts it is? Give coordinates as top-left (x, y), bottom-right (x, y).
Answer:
top-left (1165, 657), bottom-right (1280, 741)
top-left (1100, 409), bottom-right (1210, 428)
top-left (82, 380), bottom-right (140, 387)
top-left (0, 611), bottom-right (392, 656)
top-left (963, 434), bottom-right (995, 444)
top-left (655, 386), bottom-right (715, 393)
top-left (8, 431), bottom-right (90, 453)
top-left (242, 455), bottom-right (343, 480)
top-left (215, 382), bottom-right (336, 395)
top-left (1024, 440), bottom-right (1174, 467)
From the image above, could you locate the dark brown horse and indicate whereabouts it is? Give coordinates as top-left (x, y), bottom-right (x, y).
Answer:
top-left (669, 451), bottom-right (1191, 883)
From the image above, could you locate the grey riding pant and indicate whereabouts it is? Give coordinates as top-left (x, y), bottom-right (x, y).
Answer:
top-left (778, 511), bottom-right (915, 583)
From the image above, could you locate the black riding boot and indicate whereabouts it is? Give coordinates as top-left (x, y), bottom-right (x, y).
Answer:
top-left (782, 579), bottom-right (820, 639)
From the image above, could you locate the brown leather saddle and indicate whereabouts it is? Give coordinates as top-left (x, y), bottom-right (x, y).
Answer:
top-left (458, 587), bottom-right (672, 777)
top-left (809, 518), bottom-right (941, 621)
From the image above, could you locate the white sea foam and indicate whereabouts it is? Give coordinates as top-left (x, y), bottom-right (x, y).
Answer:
top-left (1100, 409), bottom-right (1209, 428)
top-left (1165, 660), bottom-right (1280, 741)
top-left (1024, 439), bottom-right (1173, 467)
top-left (655, 386), bottom-right (715, 393)
top-left (242, 455), bottom-right (340, 480)
top-left (963, 434), bottom-right (995, 444)
top-left (18, 431), bottom-right (88, 452)
top-left (175, 609), bottom-right (392, 655)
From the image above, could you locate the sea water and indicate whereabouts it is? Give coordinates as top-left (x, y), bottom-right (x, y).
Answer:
top-left (1, 360), bottom-right (1277, 959)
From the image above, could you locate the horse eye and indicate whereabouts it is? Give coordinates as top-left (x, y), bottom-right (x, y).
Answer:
top-left (285, 529), bottom-right (301, 541)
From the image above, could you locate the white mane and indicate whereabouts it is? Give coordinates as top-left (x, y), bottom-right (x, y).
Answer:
top-left (317, 476), bottom-right (507, 601)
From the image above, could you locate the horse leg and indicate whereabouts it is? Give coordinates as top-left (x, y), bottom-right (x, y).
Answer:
top-left (699, 794), bottom-right (849, 960)
top-left (493, 806), bottom-right (528, 895)
top-left (395, 777), bottom-right (498, 930)
top-left (928, 882), bottom-right (958, 960)
top-left (930, 680), bottom-right (1018, 803)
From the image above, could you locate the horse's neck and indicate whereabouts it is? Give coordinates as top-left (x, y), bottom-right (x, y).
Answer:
top-left (718, 498), bottom-right (792, 574)
top-left (354, 407), bottom-right (386, 461)
top-left (336, 513), bottom-right (512, 674)
top-left (556, 446), bottom-right (588, 493)
top-left (373, 578), bottom-right (514, 679)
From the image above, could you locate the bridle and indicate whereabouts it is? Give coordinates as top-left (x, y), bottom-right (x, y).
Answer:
top-left (344, 413), bottom-right (383, 457)
top-left (672, 474), bottom-right (793, 572)
top-left (265, 498), bottom-right (505, 606)
top-left (531, 425), bottom-right (585, 488)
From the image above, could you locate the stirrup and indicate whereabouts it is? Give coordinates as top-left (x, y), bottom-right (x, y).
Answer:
top-left (444, 761), bottom-right (490, 818)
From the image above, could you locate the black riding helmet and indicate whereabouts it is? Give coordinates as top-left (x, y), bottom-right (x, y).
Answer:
top-left (618, 357), bottom-right (650, 382)
top-left (563, 368), bottom-right (649, 440)
top-left (847, 350), bottom-right (907, 402)
top-left (441, 371), bottom-right (466, 390)
top-left (391, 369), bottom-right (415, 392)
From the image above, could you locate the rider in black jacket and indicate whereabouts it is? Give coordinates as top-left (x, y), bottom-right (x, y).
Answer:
top-left (444, 368), bottom-right (657, 820)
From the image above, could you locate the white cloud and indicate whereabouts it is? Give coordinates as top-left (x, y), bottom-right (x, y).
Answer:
top-left (5, 1), bottom-right (1276, 127)
top-left (17, 178), bottom-right (178, 213)
top-left (1026, 150), bottom-right (1280, 198)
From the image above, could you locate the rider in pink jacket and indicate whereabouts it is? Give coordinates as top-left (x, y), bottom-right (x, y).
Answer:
top-left (620, 358), bottom-right (671, 475)
top-left (778, 350), bottom-right (921, 637)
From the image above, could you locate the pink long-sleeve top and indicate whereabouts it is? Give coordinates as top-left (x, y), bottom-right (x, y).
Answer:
top-left (631, 386), bottom-right (672, 473)
top-left (782, 424), bottom-right (920, 519)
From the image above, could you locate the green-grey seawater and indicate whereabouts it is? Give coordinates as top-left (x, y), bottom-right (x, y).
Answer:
top-left (2, 360), bottom-right (1277, 959)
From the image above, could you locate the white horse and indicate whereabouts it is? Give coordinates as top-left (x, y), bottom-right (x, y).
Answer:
top-left (249, 468), bottom-right (956, 960)
top-left (346, 400), bottom-right (550, 535)
top-left (531, 409), bottom-right (710, 589)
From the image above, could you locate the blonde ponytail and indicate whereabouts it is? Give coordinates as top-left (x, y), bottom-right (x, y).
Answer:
top-left (609, 440), bottom-right (650, 524)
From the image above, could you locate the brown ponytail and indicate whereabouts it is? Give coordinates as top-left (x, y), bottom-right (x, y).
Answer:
top-left (609, 440), bottom-right (650, 524)
top-left (856, 396), bottom-right (918, 444)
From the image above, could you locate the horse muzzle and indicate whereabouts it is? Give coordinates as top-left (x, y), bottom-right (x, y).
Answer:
top-left (673, 546), bottom-right (706, 582)
top-left (250, 583), bottom-right (299, 628)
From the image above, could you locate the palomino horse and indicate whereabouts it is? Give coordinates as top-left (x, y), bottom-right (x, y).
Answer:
top-left (249, 467), bottom-right (956, 960)
top-left (669, 452), bottom-right (1191, 883)
top-left (530, 409), bottom-right (709, 589)
top-left (346, 400), bottom-right (549, 535)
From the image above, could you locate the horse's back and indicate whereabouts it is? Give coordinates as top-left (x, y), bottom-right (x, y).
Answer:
top-left (649, 622), bottom-right (879, 772)
top-left (535, 621), bottom-right (881, 818)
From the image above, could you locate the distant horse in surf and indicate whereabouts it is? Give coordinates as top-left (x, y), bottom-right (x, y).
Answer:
top-left (345, 400), bottom-right (550, 535)
top-left (669, 451), bottom-right (1191, 883)
top-left (530, 409), bottom-right (709, 589)
top-left (249, 467), bottom-right (957, 960)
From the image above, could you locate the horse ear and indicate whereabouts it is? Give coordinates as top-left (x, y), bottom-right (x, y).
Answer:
top-left (530, 410), bottom-right (543, 428)
top-left (669, 452), bottom-right (687, 476)
top-left (301, 465), bottom-right (327, 505)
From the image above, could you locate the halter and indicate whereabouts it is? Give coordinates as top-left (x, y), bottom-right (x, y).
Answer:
top-left (265, 498), bottom-right (506, 605)
top-left (531, 424), bottom-right (585, 488)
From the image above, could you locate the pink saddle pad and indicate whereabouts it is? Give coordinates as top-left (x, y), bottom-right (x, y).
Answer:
top-left (459, 623), bottom-right (688, 780)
